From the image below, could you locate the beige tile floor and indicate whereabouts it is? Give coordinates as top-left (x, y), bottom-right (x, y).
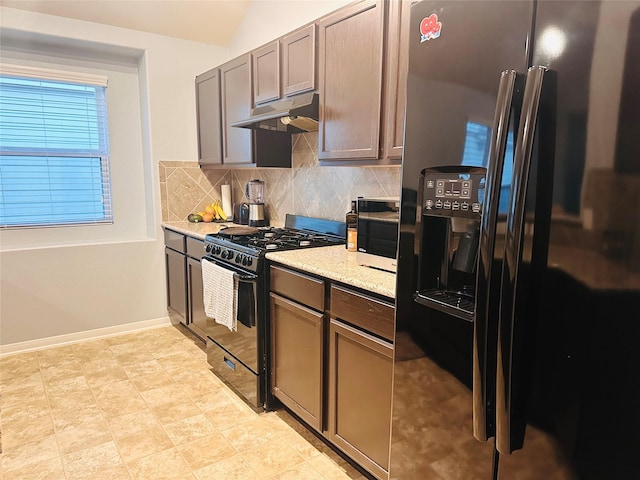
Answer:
top-left (0, 325), bottom-right (368, 480)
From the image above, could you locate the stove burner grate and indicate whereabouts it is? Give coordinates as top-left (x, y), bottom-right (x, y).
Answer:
top-left (206, 225), bottom-right (344, 255)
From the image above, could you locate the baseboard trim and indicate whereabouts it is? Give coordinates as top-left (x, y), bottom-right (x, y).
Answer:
top-left (0, 316), bottom-right (176, 357)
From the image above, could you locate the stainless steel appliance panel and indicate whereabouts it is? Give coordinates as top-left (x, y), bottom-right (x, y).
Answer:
top-left (356, 197), bottom-right (400, 273)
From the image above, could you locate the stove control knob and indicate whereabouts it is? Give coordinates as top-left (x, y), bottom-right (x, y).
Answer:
top-left (235, 255), bottom-right (242, 264)
top-left (215, 246), bottom-right (221, 255)
top-left (221, 250), bottom-right (228, 259)
top-left (242, 257), bottom-right (248, 266)
top-left (246, 257), bottom-right (253, 267)
top-left (205, 244), bottom-right (212, 253)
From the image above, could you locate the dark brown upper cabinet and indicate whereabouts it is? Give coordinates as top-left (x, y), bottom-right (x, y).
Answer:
top-left (253, 41), bottom-right (281, 105)
top-left (195, 0), bottom-right (410, 167)
top-left (252, 24), bottom-right (317, 105)
top-left (318, 0), bottom-right (385, 162)
top-left (382, 0), bottom-right (411, 160)
top-left (317, 0), bottom-right (409, 164)
top-left (282, 24), bottom-right (317, 97)
top-left (220, 54), bottom-right (254, 165)
top-left (196, 54), bottom-right (292, 169)
top-left (195, 68), bottom-right (222, 165)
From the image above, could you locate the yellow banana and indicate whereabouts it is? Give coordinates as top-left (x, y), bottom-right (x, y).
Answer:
top-left (215, 203), bottom-right (227, 220)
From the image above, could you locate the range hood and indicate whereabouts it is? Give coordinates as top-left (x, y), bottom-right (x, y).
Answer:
top-left (231, 92), bottom-right (319, 134)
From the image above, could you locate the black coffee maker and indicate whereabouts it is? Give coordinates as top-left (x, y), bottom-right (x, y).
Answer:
top-left (414, 166), bottom-right (486, 322)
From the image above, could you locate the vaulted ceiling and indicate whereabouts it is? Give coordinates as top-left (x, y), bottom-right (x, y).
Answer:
top-left (0, 0), bottom-right (253, 46)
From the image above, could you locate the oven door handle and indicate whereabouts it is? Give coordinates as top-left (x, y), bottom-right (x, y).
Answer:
top-left (234, 272), bottom-right (258, 282)
top-left (204, 256), bottom-right (258, 281)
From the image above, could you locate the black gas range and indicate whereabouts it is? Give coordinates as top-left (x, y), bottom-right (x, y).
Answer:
top-left (202, 215), bottom-right (345, 411)
top-left (204, 214), bottom-right (346, 272)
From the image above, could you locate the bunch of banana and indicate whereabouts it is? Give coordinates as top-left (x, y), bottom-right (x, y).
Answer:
top-left (209, 200), bottom-right (227, 221)
top-left (188, 199), bottom-right (227, 223)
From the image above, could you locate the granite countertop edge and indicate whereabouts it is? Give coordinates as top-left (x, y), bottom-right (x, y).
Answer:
top-left (162, 221), bottom-right (237, 240)
top-left (162, 222), bottom-right (397, 299)
top-left (266, 245), bottom-right (396, 300)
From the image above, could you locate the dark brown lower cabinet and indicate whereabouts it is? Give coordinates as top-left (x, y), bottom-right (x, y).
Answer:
top-left (327, 318), bottom-right (393, 480)
top-left (185, 236), bottom-right (207, 341)
top-left (165, 246), bottom-right (187, 325)
top-left (164, 229), bottom-right (209, 342)
top-left (269, 263), bottom-right (394, 480)
top-left (187, 256), bottom-right (206, 340)
top-left (270, 293), bottom-right (324, 432)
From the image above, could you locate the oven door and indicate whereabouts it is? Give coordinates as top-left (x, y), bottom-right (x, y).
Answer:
top-left (201, 256), bottom-right (262, 374)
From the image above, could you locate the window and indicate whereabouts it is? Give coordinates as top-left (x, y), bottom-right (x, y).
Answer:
top-left (0, 64), bottom-right (112, 228)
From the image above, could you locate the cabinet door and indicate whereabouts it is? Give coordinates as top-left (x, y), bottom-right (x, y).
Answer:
top-left (382, 0), bottom-right (410, 160)
top-left (270, 293), bottom-right (324, 432)
top-left (253, 41), bottom-right (280, 105)
top-left (328, 318), bottom-right (393, 480)
top-left (187, 256), bottom-right (207, 341)
top-left (195, 68), bottom-right (222, 165)
top-left (282, 24), bottom-right (316, 96)
top-left (165, 247), bottom-right (187, 325)
top-left (318, 0), bottom-right (384, 161)
top-left (220, 54), bottom-right (254, 165)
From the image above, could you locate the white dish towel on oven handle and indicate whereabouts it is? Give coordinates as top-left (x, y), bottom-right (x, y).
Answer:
top-left (201, 259), bottom-right (238, 332)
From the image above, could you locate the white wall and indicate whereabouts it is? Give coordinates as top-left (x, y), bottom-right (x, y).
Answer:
top-left (0, 1), bottom-right (355, 352)
top-left (228, 0), bottom-right (352, 57)
top-left (0, 7), bottom-right (227, 350)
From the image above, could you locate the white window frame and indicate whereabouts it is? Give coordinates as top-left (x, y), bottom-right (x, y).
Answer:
top-left (0, 63), bottom-right (113, 229)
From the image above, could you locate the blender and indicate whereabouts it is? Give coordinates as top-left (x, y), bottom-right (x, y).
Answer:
top-left (245, 179), bottom-right (267, 227)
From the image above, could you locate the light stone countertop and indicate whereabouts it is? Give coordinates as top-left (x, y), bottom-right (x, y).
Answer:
top-left (162, 222), bottom-right (397, 299)
top-left (162, 221), bottom-right (238, 241)
top-left (266, 245), bottom-right (397, 300)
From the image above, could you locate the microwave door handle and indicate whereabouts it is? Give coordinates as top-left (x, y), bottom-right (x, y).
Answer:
top-left (474, 69), bottom-right (524, 442)
top-left (496, 65), bottom-right (550, 454)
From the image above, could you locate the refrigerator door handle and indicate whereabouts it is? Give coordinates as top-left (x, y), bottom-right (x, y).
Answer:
top-left (496, 65), bottom-right (550, 454)
top-left (474, 69), bottom-right (524, 442)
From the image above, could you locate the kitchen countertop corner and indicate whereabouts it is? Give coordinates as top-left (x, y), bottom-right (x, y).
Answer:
top-left (266, 245), bottom-right (396, 300)
top-left (162, 221), bottom-right (237, 240)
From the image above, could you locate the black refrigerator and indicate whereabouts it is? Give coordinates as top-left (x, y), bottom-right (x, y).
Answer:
top-left (391, 1), bottom-right (640, 479)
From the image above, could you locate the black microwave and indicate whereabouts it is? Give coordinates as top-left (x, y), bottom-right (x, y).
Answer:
top-left (356, 197), bottom-right (400, 273)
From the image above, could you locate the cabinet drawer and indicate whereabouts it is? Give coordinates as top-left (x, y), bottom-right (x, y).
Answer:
top-left (270, 265), bottom-right (324, 311)
top-left (186, 236), bottom-right (206, 260)
top-left (330, 285), bottom-right (394, 341)
top-left (164, 228), bottom-right (186, 253)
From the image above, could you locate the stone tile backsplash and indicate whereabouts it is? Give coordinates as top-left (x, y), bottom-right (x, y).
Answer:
top-left (159, 132), bottom-right (401, 226)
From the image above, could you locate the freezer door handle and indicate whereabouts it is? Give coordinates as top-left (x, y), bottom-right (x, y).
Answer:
top-left (496, 65), bottom-right (552, 454)
top-left (474, 69), bottom-right (524, 442)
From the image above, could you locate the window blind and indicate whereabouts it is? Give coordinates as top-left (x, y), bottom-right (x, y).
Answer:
top-left (0, 65), bottom-right (112, 228)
